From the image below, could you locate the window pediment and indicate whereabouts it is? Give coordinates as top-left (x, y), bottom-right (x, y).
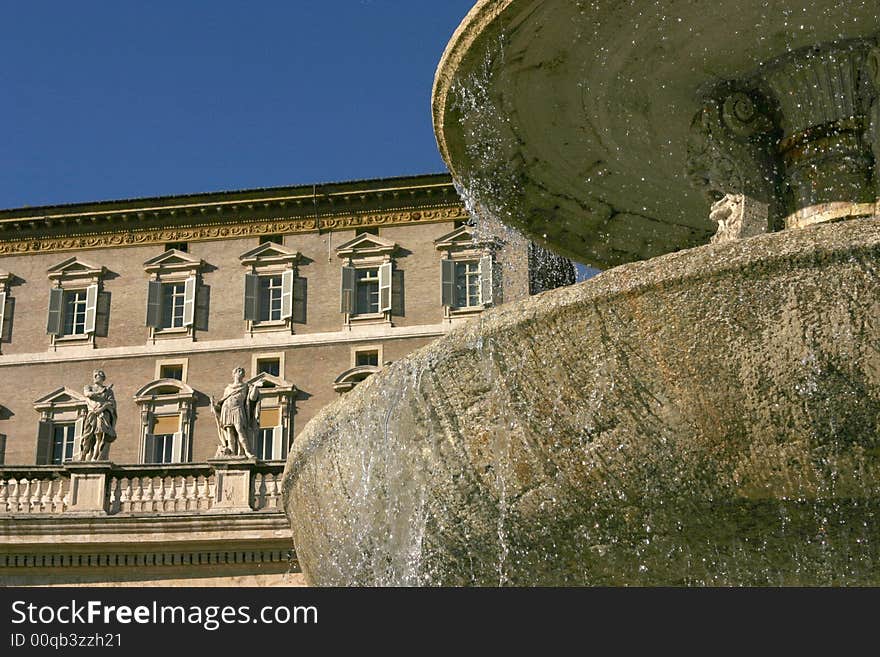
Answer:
top-left (134, 378), bottom-right (195, 403)
top-left (239, 243), bottom-right (301, 270)
top-left (46, 257), bottom-right (105, 284)
top-left (333, 365), bottom-right (381, 393)
top-left (246, 372), bottom-right (296, 396)
top-left (143, 249), bottom-right (204, 277)
top-left (335, 233), bottom-right (398, 261)
top-left (434, 225), bottom-right (498, 256)
top-left (33, 387), bottom-right (87, 412)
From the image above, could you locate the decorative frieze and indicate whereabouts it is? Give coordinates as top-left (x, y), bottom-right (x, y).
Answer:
top-left (0, 204), bottom-right (468, 256)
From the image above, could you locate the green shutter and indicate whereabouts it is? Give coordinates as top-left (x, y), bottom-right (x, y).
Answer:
top-left (84, 284), bottom-right (98, 334)
top-left (340, 266), bottom-right (355, 314)
top-left (146, 281), bottom-right (162, 328)
top-left (182, 276), bottom-right (196, 327)
top-left (378, 263), bottom-right (392, 312)
top-left (441, 259), bottom-right (455, 307)
top-left (35, 420), bottom-right (53, 465)
top-left (46, 288), bottom-right (64, 335)
top-left (391, 269), bottom-right (404, 317)
top-left (243, 274), bottom-right (259, 321)
top-left (280, 270), bottom-right (294, 320)
top-left (292, 277), bottom-right (307, 324)
top-left (480, 255), bottom-right (493, 305)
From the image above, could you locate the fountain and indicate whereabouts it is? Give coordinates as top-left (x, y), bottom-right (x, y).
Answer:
top-left (282, 1), bottom-right (880, 585)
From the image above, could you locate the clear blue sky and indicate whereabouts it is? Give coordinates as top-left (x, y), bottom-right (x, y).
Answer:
top-left (0, 1), bottom-right (475, 209)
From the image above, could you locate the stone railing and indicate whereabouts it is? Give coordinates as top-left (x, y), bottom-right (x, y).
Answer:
top-left (0, 459), bottom-right (285, 516)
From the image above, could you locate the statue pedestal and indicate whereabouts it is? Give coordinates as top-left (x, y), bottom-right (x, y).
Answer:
top-left (64, 461), bottom-right (114, 515)
top-left (209, 457), bottom-right (256, 512)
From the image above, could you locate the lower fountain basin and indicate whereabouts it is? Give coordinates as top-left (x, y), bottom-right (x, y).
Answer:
top-left (282, 218), bottom-right (880, 585)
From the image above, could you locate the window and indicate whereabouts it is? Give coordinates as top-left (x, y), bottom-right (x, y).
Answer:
top-left (34, 387), bottom-right (87, 465)
top-left (256, 427), bottom-right (275, 461)
top-left (336, 233), bottom-right (401, 326)
top-left (454, 261), bottom-right (482, 308)
top-left (259, 234), bottom-right (284, 245)
top-left (259, 275), bottom-right (284, 321)
top-left (435, 225), bottom-right (500, 319)
top-left (155, 358), bottom-right (188, 383)
top-left (161, 282), bottom-right (187, 329)
top-left (240, 243), bottom-right (305, 332)
top-left (51, 424), bottom-right (76, 464)
top-left (355, 268), bottom-right (380, 315)
top-left (143, 249), bottom-right (207, 341)
top-left (144, 430), bottom-right (175, 464)
top-left (256, 357), bottom-right (281, 377)
top-left (46, 257), bottom-right (106, 346)
top-left (134, 381), bottom-right (195, 465)
top-left (246, 373), bottom-right (296, 461)
top-left (355, 350), bottom-right (379, 367)
top-left (160, 364), bottom-right (184, 381)
top-left (62, 289), bottom-right (89, 335)
top-left (165, 242), bottom-right (188, 253)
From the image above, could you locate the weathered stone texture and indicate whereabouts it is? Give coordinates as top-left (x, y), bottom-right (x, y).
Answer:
top-left (284, 217), bottom-right (880, 585)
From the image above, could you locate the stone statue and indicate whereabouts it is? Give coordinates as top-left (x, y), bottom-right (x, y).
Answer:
top-left (210, 367), bottom-right (263, 459)
top-left (79, 369), bottom-right (117, 461)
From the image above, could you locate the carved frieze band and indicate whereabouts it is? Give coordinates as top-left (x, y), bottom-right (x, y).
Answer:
top-left (0, 205), bottom-right (468, 256)
top-left (0, 549), bottom-right (295, 569)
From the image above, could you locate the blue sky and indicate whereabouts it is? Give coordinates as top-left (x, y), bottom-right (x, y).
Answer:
top-left (0, 1), bottom-right (475, 209)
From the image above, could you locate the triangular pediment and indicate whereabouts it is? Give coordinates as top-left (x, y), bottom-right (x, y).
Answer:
top-left (143, 249), bottom-right (204, 274)
top-left (33, 387), bottom-right (87, 409)
top-left (335, 233), bottom-right (397, 258)
top-left (46, 257), bottom-right (103, 281)
top-left (246, 372), bottom-right (296, 394)
top-left (434, 224), bottom-right (497, 251)
top-left (239, 242), bottom-right (301, 266)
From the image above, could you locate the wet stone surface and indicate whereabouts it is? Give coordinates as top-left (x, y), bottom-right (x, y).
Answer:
top-left (283, 217), bottom-right (880, 585)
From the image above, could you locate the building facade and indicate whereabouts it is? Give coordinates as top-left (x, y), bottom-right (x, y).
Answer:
top-left (0, 173), bottom-right (573, 586)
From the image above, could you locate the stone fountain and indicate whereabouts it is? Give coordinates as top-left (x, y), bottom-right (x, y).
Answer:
top-left (282, 1), bottom-right (880, 585)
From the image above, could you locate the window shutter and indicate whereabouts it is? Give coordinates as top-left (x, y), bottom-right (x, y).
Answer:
top-left (480, 255), bottom-right (493, 305)
top-left (378, 262), bottom-right (392, 312)
top-left (35, 420), bottom-right (53, 465)
top-left (195, 284), bottom-right (210, 331)
top-left (441, 259), bottom-right (455, 307)
top-left (143, 433), bottom-right (155, 464)
top-left (340, 266), bottom-right (355, 314)
top-left (0, 291), bottom-right (6, 342)
top-left (145, 280), bottom-right (162, 328)
top-left (280, 269), bottom-right (294, 320)
top-left (292, 277), bottom-right (307, 324)
top-left (272, 425), bottom-right (283, 460)
top-left (391, 269), bottom-right (404, 316)
top-left (84, 284), bottom-right (99, 334)
top-left (243, 273), bottom-right (259, 321)
top-left (46, 287), bottom-right (64, 335)
top-left (172, 432), bottom-right (184, 464)
top-left (182, 276), bottom-right (196, 327)
top-left (73, 416), bottom-right (84, 461)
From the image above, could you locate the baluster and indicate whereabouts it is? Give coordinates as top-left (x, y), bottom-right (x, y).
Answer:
top-left (185, 476), bottom-right (197, 510)
top-left (119, 478), bottom-right (131, 513)
top-left (53, 479), bottom-right (65, 513)
top-left (207, 474), bottom-right (216, 508)
top-left (8, 478), bottom-right (20, 513)
top-left (40, 479), bottom-right (53, 513)
top-left (166, 476), bottom-right (177, 511)
top-left (269, 473), bottom-right (281, 509)
top-left (30, 479), bottom-right (43, 513)
top-left (107, 477), bottom-right (119, 514)
top-left (251, 473), bottom-right (262, 510)
top-left (156, 476), bottom-right (166, 511)
top-left (18, 478), bottom-right (30, 513)
top-left (143, 477), bottom-right (155, 511)
top-left (132, 477), bottom-right (144, 512)
top-left (0, 479), bottom-right (8, 513)
top-left (197, 475), bottom-right (209, 509)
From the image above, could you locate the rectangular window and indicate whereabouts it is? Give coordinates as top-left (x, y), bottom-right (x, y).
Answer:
top-left (161, 282), bottom-right (187, 329)
top-left (160, 364), bottom-right (184, 381)
top-left (62, 290), bottom-right (88, 335)
top-left (165, 242), bottom-right (188, 253)
top-left (147, 433), bottom-right (175, 464)
top-left (51, 423), bottom-right (76, 465)
top-left (355, 268), bottom-right (380, 315)
top-left (356, 350), bottom-right (379, 367)
top-left (256, 358), bottom-right (280, 377)
top-left (256, 427), bottom-right (274, 461)
top-left (258, 275), bottom-right (284, 321)
top-left (454, 261), bottom-right (482, 308)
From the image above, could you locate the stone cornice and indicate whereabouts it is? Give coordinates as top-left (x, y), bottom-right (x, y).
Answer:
top-left (0, 203), bottom-right (468, 256)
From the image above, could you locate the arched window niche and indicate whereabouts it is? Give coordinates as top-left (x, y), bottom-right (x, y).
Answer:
top-left (133, 379), bottom-right (196, 464)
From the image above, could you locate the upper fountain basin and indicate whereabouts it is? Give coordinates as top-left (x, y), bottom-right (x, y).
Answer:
top-left (432, 0), bottom-right (880, 268)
